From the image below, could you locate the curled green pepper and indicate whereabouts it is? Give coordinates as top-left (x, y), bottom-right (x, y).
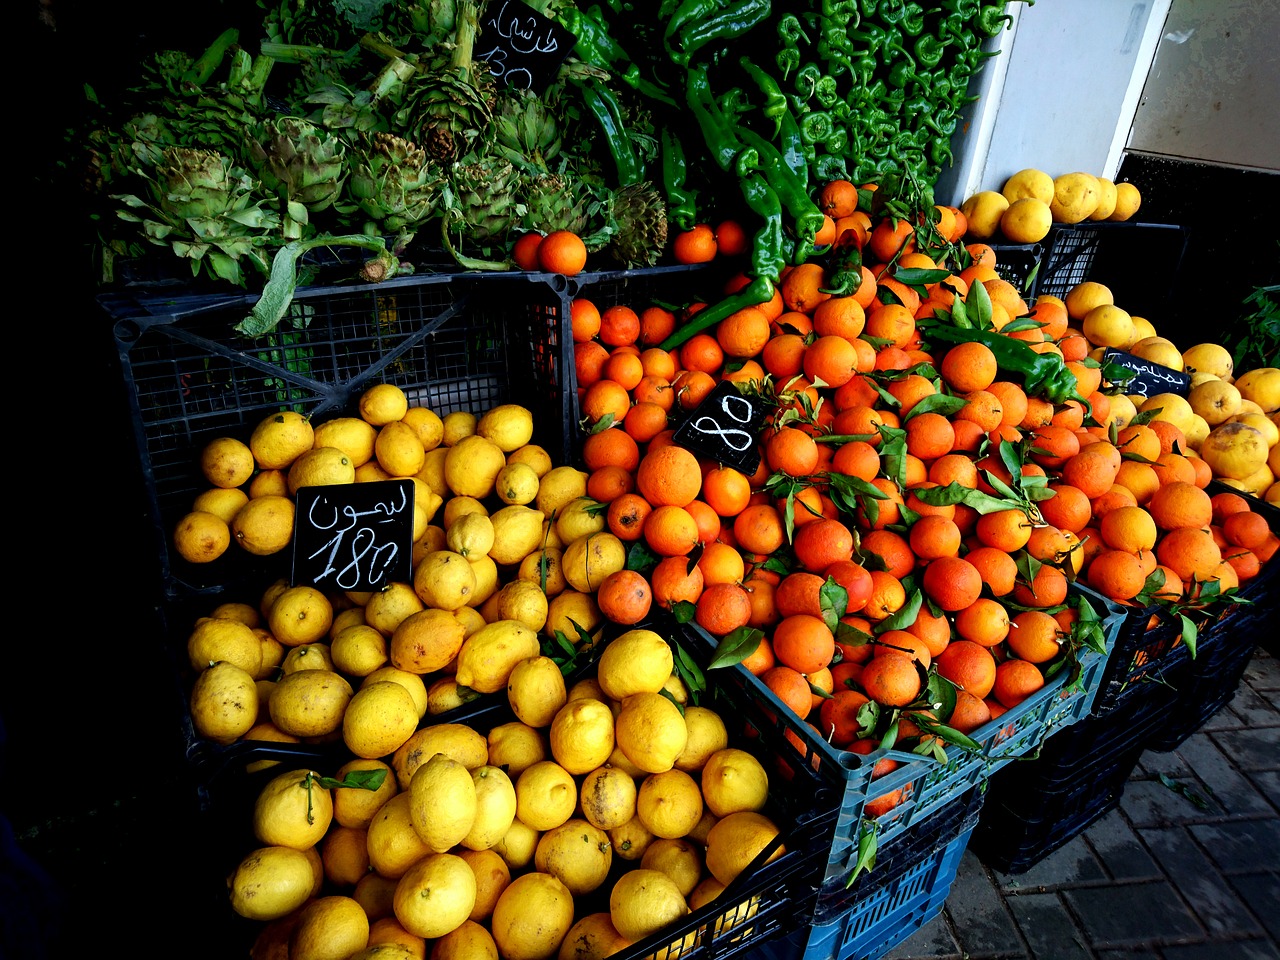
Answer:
top-left (661, 126), bottom-right (698, 232)
top-left (558, 7), bottom-right (677, 106)
top-left (739, 57), bottom-right (788, 137)
top-left (664, 0), bottom-right (773, 67)
top-left (575, 78), bottom-right (642, 185)
top-left (737, 126), bottom-right (826, 261)
top-left (914, 33), bottom-right (947, 69)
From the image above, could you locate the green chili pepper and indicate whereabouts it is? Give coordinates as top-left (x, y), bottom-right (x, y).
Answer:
top-left (776, 47), bottom-right (802, 80)
top-left (718, 86), bottom-right (752, 116)
top-left (685, 64), bottom-right (744, 172)
top-left (776, 12), bottom-right (812, 46)
top-left (821, 243), bottom-right (864, 297)
top-left (977, 4), bottom-right (1014, 37)
top-left (739, 58), bottom-right (788, 136)
top-left (923, 323), bottom-right (1091, 408)
top-left (574, 79), bottom-right (643, 186)
top-left (661, 126), bottom-right (698, 232)
top-left (794, 62), bottom-right (823, 104)
top-left (913, 33), bottom-right (947, 68)
top-left (737, 126), bottom-right (825, 263)
top-left (777, 106), bottom-right (811, 187)
top-left (799, 110), bottom-right (835, 147)
top-left (813, 74), bottom-right (841, 108)
top-left (899, 2), bottom-right (926, 35)
top-left (558, 8), bottom-right (678, 106)
top-left (665, 0), bottom-right (773, 67)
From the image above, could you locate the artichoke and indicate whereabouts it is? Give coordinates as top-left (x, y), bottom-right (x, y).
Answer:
top-left (442, 149), bottom-right (525, 250)
top-left (246, 116), bottom-right (350, 239)
top-left (111, 146), bottom-right (282, 287)
top-left (605, 182), bottom-right (669, 268)
top-left (347, 131), bottom-right (445, 234)
top-left (494, 89), bottom-right (562, 173)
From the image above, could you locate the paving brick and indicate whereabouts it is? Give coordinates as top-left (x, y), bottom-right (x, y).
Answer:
top-left (1173, 735), bottom-right (1274, 815)
top-left (1121, 775), bottom-right (1221, 828)
top-left (1095, 948), bottom-right (1164, 959)
top-left (882, 909), bottom-right (961, 960)
top-left (1213, 727), bottom-right (1280, 772)
top-left (1159, 939), bottom-right (1280, 960)
top-left (1081, 807), bottom-right (1161, 879)
top-left (940, 849), bottom-right (1025, 955)
top-left (1063, 880), bottom-right (1203, 944)
top-left (1229, 871), bottom-right (1280, 943)
top-left (1245, 769), bottom-right (1279, 805)
top-left (991, 832), bottom-right (1105, 890)
top-left (1004, 891), bottom-right (1091, 960)
top-left (1140, 825), bottom-right (1264, 937)
top-left (1220, 687), bottom-right (1280, 731)
top-left (1188, 819), bottom-right (1280, 873)
top-left (1244, 649), bottom-right (1279, 692)
top-left (1135, 748), bottom-right (1192, 780)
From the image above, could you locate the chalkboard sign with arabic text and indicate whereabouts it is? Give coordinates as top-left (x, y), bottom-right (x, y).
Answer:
top-left (672, 380), bottom-right (766, 474)
top-left (476, 0), bottom-right (576, 93)
top-left (1100, 348), bottom-right (1193, 399)
top-left (291, 480), bottom-right (414, 592)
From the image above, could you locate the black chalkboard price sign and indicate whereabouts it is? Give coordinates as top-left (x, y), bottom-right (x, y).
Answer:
top-left (1100, 348), bottom-right (1193, 399)
top-left (291, 480), bottom-right (415, 592)
top-left (672, 380), bottom-right (767, 473)
top-left (475, 0), bottom-right (576, 93)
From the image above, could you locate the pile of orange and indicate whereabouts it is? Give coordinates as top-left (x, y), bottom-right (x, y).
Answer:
top-left (567, 177), bottom-right (1278, 782)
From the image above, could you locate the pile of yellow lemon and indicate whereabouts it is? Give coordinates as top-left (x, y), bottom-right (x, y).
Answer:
top-left (225, 627), bottom-right (786, 960)
top-left (959, 168), bottom-right (1141, 245)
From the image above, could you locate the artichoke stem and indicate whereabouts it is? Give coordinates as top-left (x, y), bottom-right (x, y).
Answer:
top-left (359, 32), bottom-right (410, 63)
top-left (441, 218), bottom-right (513, 272)
top-left (184, 27), bottom-right (240, 88)
top-left (451, 0), bottom-right (480, 81)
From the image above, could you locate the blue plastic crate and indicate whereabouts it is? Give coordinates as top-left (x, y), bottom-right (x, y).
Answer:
top-left (683, 584), bottom-right (1121, 885)
top-left (756, 788), bottom-right (983, 960)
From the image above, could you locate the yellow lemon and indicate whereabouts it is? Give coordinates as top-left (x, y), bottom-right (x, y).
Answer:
top-left (688, 879), bottom-right (759, 941)
top-left (608, 868), bottom-right (689, 942)
top-left (496, 462), bottom-right (542, 506)
top-left (1108, 393), bottom-right (1138, 431)
top-left (393, 852), bottom-right (476, 939)
top-left (1128, 336), bottom-right (1184, 371)
top-left (332, 757), bottom-right (398, 829)
top-left (1128, 316), bottom-right (1158, 343)
top-left (1189, 379), bottom-right (1243, 426)
top-left (390, 607), bottom-right (466, 674)
top-left (508, 655), bottom-right (568, 728)
top-left (359, 383), bottom-right (410, 426)
top-left (999, 197), bottom-right (1053, 243)
top-left (579, 765), bottom-right (638, 832)
top-left (290, 895), bottom-right (370, 960)
top-left (269, 669), bottom-right (354, 738)
top-left (535, 818), bottom-right (614, 896)
top-left (1049, 172), bottom-right (1101, 223)
top-left (313, 416), bottom-right (378, 466)
top-left (249, 468), bottom-right (289, 498)
top-left (447, 512), bottom-right (496, 559)
top-left (549, 697), bottom-right (616, 775)
top-left (596, 628), bottom-right (674, 700)
top-left (433, 919), bottom-right (498, 960)
top-left (557, 913), bottom-right (631, 960)
top-left (414, 550), bottom-right (478, 610)
top-left (562, 532), bottom-right (626, 594)
top-left (201, 436), bottom-right (255, 488)
top-left (280, 641), bottom-right (335, 675)
top-left (518, 547), bottom-right (568, 597)
top-left (343, 680), bottom-right (419, 759)
top-left (268, 584), bottom-right (334, 647)
top-left (1063, 280), bottom-right (1114, 321)
top-left (461, 765), bottom-right (518, 852)
top-left (250, 410), bottom-right (315, 470)
top-left (699, 748), bottom-right (770, 817)
top-left (402, 406), bottom-right (445, 452)
top-left (704, 811), bottom-right (784, 885)
top-left (959, 191), bottom-right (1009, 240)
top-left (253, 767), bottom-right (334, 849)
top-left (376, 420), bottom-right (427, 477)
top-left (391, 722), bottom-right (489, 790)
top-left (508, 443), bottom-right (554, 479)
top-left (356, 461), bottom-right (393, 482)
top-left (495, 580), bottom-right (550, 634)
top-left (409, 753), bottom-right (478, 852)
top-left (1236, 368), bottom-right (1280, 413)
top-left (332, 623), bottom-right (390, 677)
top-left (442, 410), bottom-right (479, 445)
top-left (1082, 303), bottom-right (1136, 350)
top-left (607, 815), bottom-right (655, 862)
top-left (454, 619), bottom-right (542, 694)
top-left (191, 487), bottom-right (250, 524)
top-left (367, 793), bottom-right (432, 879)
top-left (1000, 168), bottom-right (1055, 204)
top-left (545, 590), bottom-right (603, 644)
top-left (458, 847), bottom-right (512, 922)
top-left (445, 434), bottom-right (507, 499)
top-left (635, 768), bottom-right (704, 839)
top-left (1195, 422), bottom-right (1270, 480)
top-left (365, 666), bottom-right (429, 720)
top-left (515, 760), bottom-right (579, 831)
top-left (492, 817), bottom-right (540, 871)
top-left (1229, 411), bottom-right (1280, 447)
top-left (189, 661), bottom-right (258, 745)
top-left (1108, 181), bottom-right (1142, 221)
top-left (674, 705), bottom-right (729, 772)
top-left (491, 871), bottom-right (576, 960)
top-left (173, 511), bottom-right (231, 564)
top-left (427, 676), bottom-right (484, 717)
top-left (487, 721), bottom-right (550, 778)
top-left (187, 616), bottom-right (263, 675)
top-left (554, 497), bottom-right (609, 544)
top-left (614, 693), bottom-right (688, 774)
top-left (417, 447), bottom-right (451, 498)
top-left (1140, 392), bottom-right (1196, 435)
top-left (537, 466), bottom-right (591, 519)
top-left (468, 555), bottom-right (501, 609)
top-left (353, 871), bottom-right (399, 925)
top-left (1089, 177), bottom-right (1119, 221)
top-left (641, 837), bottom-right (703, 899)
top-left (1182, 343), bottom-right (1235, 380)
top-left (228, 845), bottom-right (316, 920)
top-left (232, 495), bottom-right (296, 556)
top-left (477, 404), bottom-right (536, 453)
top-left (489, 505), bottom-right (549, 566)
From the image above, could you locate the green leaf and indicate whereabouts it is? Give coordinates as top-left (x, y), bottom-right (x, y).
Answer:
top-left (819, 578), bottom-right (850, 631)
top-left (672, 643), bottom-right (707, 703)
top-left (709, 627), bottom-right (766, 669)
top-left (846, 826), bottom-right (878, 887)
top-left (1179, 613), bottom-right (1198, 659)
top-left (314, 768), bottom-right (388, 791)
top-left (875, 587), bottom-right (923, 633)
top-left (670, 599), bottom-right (697, 624)
top-left (904, 393), bottom-right (969, 420)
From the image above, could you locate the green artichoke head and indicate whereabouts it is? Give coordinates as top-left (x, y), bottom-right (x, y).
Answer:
top-left (442, 148), bottom-right (525, 249)
top-left (347, 131), bottom-right (445, 233)
top-left (247, 116), bottom-right (349, 213)
top-left (155, 146), bottom-right (237, 220)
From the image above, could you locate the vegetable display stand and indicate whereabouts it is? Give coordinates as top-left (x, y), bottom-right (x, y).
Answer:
top-left (201, 619), bottom-right (843, 960)
top-left (757, 788), bottom-right (984, 960)
top-left (681, 583), bottom-right (1122, 885)
top-left (1086, 484), bottom-right (1277, 731)
top-left (967, 671), bottom-right (1170, 874)
top-left (1033, 222), bottom-right (1190, 312)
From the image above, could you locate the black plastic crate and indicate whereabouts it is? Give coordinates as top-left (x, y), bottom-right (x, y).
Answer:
top-left (201, 617), bottom-right (843, 960)
top-left (1034, 221), bottom-right (1189, 310)
top-left (968, 678), bottom-right (1169, 874)
top-left (989, 243), bottom-right (1042, 300)
top-left (102, 272), bottom-right (575, 600)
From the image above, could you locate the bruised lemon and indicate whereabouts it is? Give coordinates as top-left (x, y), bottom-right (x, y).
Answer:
top-left (250, 410), bottom-right (315, 470)
top-left (201, 436), bottom-right (255, 488)
top-left (454, 620), bottom-right (541, 694)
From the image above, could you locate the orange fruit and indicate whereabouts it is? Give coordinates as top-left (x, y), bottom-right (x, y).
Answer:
top-left (672, 224), bottom-right (717, 264)
top-left (636, 445), bottom-right (702, 507)
top-left (992, 659), bottom-right (1045, 709)
top-left (596, 569), bottom-right (653, 626)
top-left (537, 230), bottom-right (587, 275)
top-left (921, 556), bottom-right (982, 612)
top-left (935, 641), bottom-right (997, 700)
top-left (694, 582), bottom-right (752, 636)
top-left (859, 652), bottom-right (922, 708)
top-left (771, 614), bottom-right (836, 675)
